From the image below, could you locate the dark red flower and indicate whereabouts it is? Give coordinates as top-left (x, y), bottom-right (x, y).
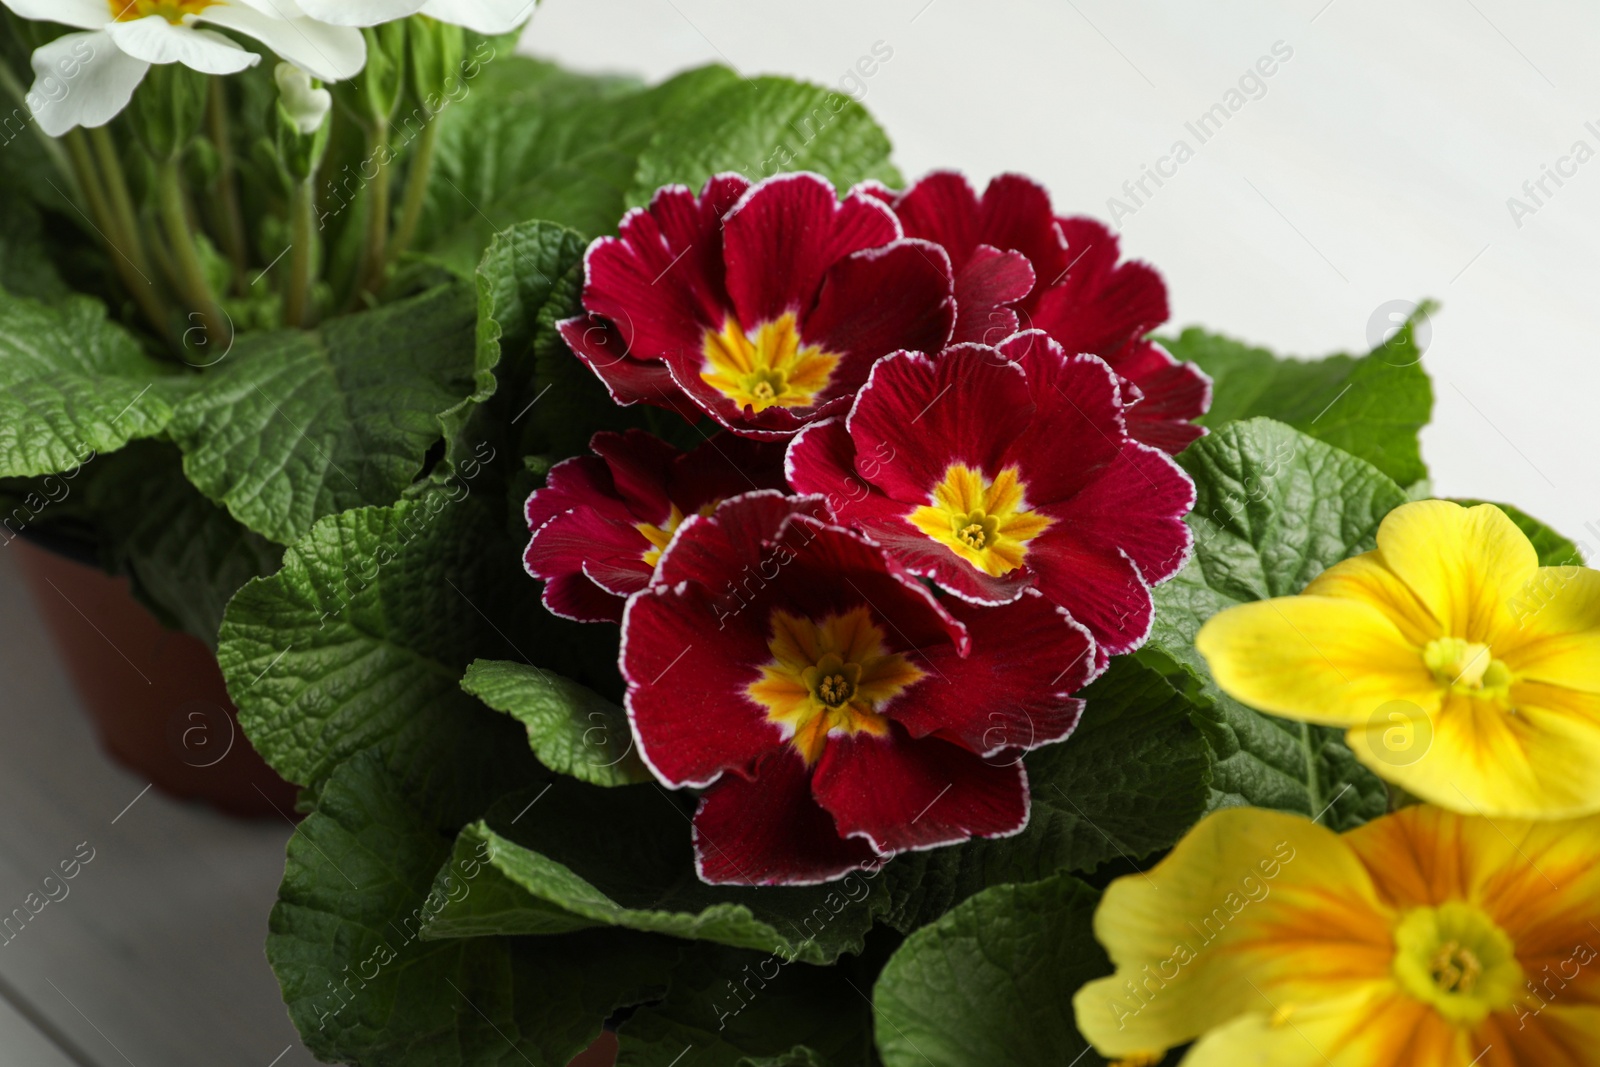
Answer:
top-left (786, 331), bottom-right (1194, 662)
top-left (524, 430), bottom-right (785, 623)
top-left (879, 171), bottom-right (1211, 454)
top-left (559, 172), bottom-right (956, 440)
top-left (622, 492), bottom-right (1096, 885)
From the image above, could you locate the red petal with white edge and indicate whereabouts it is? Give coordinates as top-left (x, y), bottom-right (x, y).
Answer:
top-left (541, 572), bottom-right (625, 624)
top-left (582, 188), bottom-right (730, 360)
top-left (892, 170), bottom-right (982, 264)
top-left (1028, 217), bottom-right (1168, 357)
top-left (589, 429), bottom-right (679, 523)
top-left (1023, 526), bottom-right (1152, 659)
top-left (846, 346), bottom-right (1033, 505)
top-left (721, 174), bottom-right (900, 328)
top-left (800, 238), bottom-right (956, 396)
top-left (1106, 340), bottom-right (1212, 454)
top-left (951, 245), bottom-right (1033, 346)
top-left (975, 173), bottom-right (1068, 288)
top-left (651, 490), bottom-right (827, 592)
top-left (527, 505), bottom-right (653, 596)
top-left (1058, 439), bottom-right (1194, 585)
top-left (897, 590), bottom-right (1093, 755)
top-left (812, 726), bottom-right (1029, 853)
top-left (645, 172), bottom-right (750, 302)
top-left (622, 582), bottom-right (783, 788)
top-left (693, 748), bottom-right (880, 885)
top-left (784, 418), bottom-right (875, 520)
top-left (669, 433), bottom-right (788, 513)
top-left (525, 454), bottom-right (616, 533)
top-left (558, 315), bottom-right (701, 420)
top-left (998, 332), bottom-right (1125, 503)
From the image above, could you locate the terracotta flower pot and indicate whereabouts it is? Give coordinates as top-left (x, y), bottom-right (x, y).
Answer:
top-left (13, 537), bottom-right (300, 819)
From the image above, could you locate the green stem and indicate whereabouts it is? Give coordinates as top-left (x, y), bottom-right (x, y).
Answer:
top-left (356, 122), bottom-right (392, 304)
top-left (206, 78), bottom-right (249, 296)
top-left (387, 117), bottom-right (438, 267)
top-left (285, 177), bottom-right (317, 328)
top-left (89, 128), bottom-right (152, 274)
top-left (156, 156), bottom-right (227, 352)
top-left (64, 130), bottom-right (169, 339)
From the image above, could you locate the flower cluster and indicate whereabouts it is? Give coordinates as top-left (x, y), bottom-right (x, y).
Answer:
top-left (527, 171), bottom-right (1202, 884)
top-left (2, 0), bottom-right (529, 136)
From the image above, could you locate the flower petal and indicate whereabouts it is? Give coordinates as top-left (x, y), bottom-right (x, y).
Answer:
top-left (1028, 216), bottom-right (1169, 355)
top-left (1179, 986), bottom-right (1456, 1067)
top-left (811, 726), bottom-right (1028, 853)
top-left (1374, 500), bottom-right (1538, 644)
top-left (200, 3), bottom-right (366, 82)
top-left (1303, 551), bottom-right (1442, 648)
top-left (26, 31), bottom-right (148, 136)
top-left (1197, 596), bottom-right (1440, 726)
top-left (949, 244), bottom-right (1033, 345)
top-left (1021, 528), bottom-right (1152, 659)
top-left (540, 572), bottom-right (623, 624)
top-left (420, 0), bottom-right (535, 34)
top-left (284, 0), bottom-right (422, 25)
top-left (106, 16), bottom-right (257, 74)
top-left (7, 0), bottom-right (106, 29)
top-left (692, 748), bottom-right (879, 886)
top-left (997, 332), bottom-right (1126, 499)
top-left (557, 314), bottom-right (703, 422)
top-left (1072, 807), bottom-right (1392, 1061)
top-left (1501, 567), bottom-right (1600, 692)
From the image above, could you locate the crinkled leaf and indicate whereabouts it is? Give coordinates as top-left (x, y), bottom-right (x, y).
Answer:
top-left (882, 654), bottom-right (1210, 930)
top-left (268, 750), bottom-right (678, 1067)
top-left (419, 59), bottom-right (737, 273)
top-left (461, 659), bottom-right (648, 786)
top-left (1164, 305), bottom-right (1433, 485)
top-left (1149, 417), bottom-right (1398, 829)
top-left (627, 76), bottom-right (900, 206)
top-left (615, 945), bottom-right (874, 1067)
top-left (421, 780), bottom-right (893, 965)
top-left (1452, 498), bottom-right (1581, 566)
top-left (873, 873), bottom-right (1109, 1067)
top-left (170, 283), bottom-right (479, 544)
top-left (0, 290), bottom-right (181, 479)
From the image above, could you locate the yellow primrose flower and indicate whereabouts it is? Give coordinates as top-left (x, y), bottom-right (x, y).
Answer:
top-left (1195, 499), bottom-right (1600, 818)
top-left (1074, 805), bottom-right (1600, 1065)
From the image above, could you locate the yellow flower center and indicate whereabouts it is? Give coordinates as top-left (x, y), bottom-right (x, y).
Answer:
top-left (908, 464), bottom-right (1053, 577)
top-left (636, 502), bottom-right (719, 568)
top-left (700, 312), bottom-right (840, 414)
top-left (746, 606), bottom-right (924, 765)
top-left (112, 0), bottom-right (215, 21)
top-left (1422, 637), bottom-right (1512, 698)
top-left (1392, 902), bottom-right (1523, 1024)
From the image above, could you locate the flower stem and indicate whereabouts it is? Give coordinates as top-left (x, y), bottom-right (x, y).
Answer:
top-left (355, 122), bottom-right (392, 305)
top-left (388, 117), bottom-right (438, 268)
top-left (206, 78), bottom-right (249, 296)
top-left (63, 130), bottom-right (169, 340)
top-left (156, 156), bottom-right (227, 351)
top-left (285, 176), bottom-right (317, 328)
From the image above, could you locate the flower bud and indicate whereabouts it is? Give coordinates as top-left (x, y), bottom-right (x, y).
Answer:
top-left (274, 63), bottom-right (331, 137)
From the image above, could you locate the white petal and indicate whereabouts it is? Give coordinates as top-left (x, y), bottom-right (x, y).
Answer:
top-left (2, 0), bottom-right (108, 31)
top-left (106, 16), bottom-right (258, 74)
top-left (420, 0), bottom-right (534, 34)
top-left (284, 0), bottom-right (422, 25)
top-left (200, 3), bottom-right (366, 82)
top-left (26, 31), bottom-right (149, 136)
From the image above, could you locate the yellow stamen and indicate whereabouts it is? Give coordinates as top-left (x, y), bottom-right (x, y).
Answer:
top-left (1392, 902), bottom-right (1522, 1024)
top-left (700, 312), bottom-right (840, 414)
top-left (113, 0), bottom-right (215, 22)
top-left (908, 464), bottom-right (1052, 576)
top-left (1422, 636), bottom-right (1512, 697)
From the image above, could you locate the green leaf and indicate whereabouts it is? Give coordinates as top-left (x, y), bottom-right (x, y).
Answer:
top-left (83, 441), bottom-right (283, 645)
top-left (169, 284), bottom-right (479, 544)
top-left (418, 59), bottom-right (738, 274)
top-left (269, 750), bottom-right (678, 1067)
top-left (873, 873), bottom-right (1109, 1067)
top-left (881, 654), bottom-right (1210, 930)
top-left (1149, 417), bottom-right (1399, 829)
top-left (0, 194), bottom-right (68, 301)
top-left (421, 780), bottom-right (893, 965)
top-left (1164, 307), bottom-right (1433, 485)
top-left (616, 945), bottom-right (874, 1067)
top-left (626, 76), bottom-right (900, 207)
top-left (461, 659), bottom-right (649, 786)
top-left (1451, 498), bottom-right (1582, 566)
top-left (217, 484), bottom-right (553, 817)
top-left (0, 290), bottom-right (181, 479)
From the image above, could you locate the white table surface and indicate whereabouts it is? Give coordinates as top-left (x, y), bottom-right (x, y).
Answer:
top-left (5, 3), bottom-right (1597, 1064)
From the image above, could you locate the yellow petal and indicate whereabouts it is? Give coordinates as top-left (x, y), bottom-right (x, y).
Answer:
top-left (1353, 687), bottom-right (1600, 818)
top-left (1303, 551), bottom-right (1442, 648)
top-left (1073, 809), bottom-right (1393, 1060)
top-left (1373, 500), bottom-right (1537, 645)
top-left (1197, 596), bottom-right (1439, 726)
top-left (1499, 568), bottom-right (1600, 692)
top-left (1487, 1005), bottom-right (1600, 1065)
top-left (1179, 985), bottom-right (1467, 1067)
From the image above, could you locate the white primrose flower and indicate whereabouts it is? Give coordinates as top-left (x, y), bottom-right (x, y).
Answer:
top-left (292, 0), bottom-right (535, 35)
top-left (4, 0), bottom-right (367, 136)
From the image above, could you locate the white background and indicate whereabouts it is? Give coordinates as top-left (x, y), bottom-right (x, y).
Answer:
top-left (528, 0), bottom-right (1600, 551)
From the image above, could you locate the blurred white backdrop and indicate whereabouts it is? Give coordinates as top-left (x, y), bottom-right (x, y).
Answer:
top-left (524, 0), bottom-right (1600, 551)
